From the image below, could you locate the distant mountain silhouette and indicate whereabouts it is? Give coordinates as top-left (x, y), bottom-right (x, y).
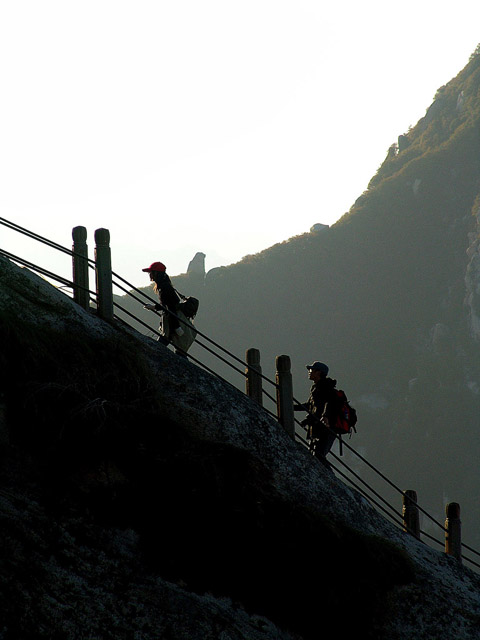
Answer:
top-left (116, 48), bottom-right (480, 554)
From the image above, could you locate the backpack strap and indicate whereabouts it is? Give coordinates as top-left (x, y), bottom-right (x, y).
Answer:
top-left (173, 288), bottom-right (187, 300)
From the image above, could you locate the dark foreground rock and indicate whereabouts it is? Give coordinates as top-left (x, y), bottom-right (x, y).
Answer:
top-left (0, 256), bottom-right (479, 639)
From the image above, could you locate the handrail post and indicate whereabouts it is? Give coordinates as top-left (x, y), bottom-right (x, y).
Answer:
top-left (275, 355), bottom-right (295, 438)
top-left (72, 226), bottom-right (90, 311)
top-left (445, 502), bottom-right (462, 562)
top-left (402, 490), bottom-right (420, 540)
top-left (246, 348), bottom-right (263, 405)
top-left (94, 228), bottom-right (113, 322)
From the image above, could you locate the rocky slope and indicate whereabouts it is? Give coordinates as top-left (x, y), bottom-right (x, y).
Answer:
top-left (1, 255), bottom-right (480, 638)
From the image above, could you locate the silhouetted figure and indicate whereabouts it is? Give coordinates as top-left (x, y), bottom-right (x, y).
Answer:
top-left (143, 261), bottom-right (200, 357)
top-left (142, 261), bottom-right (183, 339)
top-left (294, 361), bottom-right (341, 469)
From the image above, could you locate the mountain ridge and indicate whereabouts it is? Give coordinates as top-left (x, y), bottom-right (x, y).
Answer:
top-left (113, 48), bottom-right (480, 557)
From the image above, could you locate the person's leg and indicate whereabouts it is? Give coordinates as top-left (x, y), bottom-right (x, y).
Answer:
top-left (313, 429), bottom-right (336, 469)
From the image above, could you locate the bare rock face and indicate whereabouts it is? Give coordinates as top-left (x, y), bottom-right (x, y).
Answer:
top-left (1, 255), bottom-right (480, 639)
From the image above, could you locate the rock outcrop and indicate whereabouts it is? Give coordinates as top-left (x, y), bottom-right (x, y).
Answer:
top-left (1, 255), bottom-right (480, 639)
top-left (187, 251), bottom-right (206, 277)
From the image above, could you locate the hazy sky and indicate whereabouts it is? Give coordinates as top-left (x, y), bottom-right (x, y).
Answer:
top-left (1, 1), bottom-right (479, 288)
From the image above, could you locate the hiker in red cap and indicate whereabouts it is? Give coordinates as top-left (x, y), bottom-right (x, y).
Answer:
top-left (142, 262), bottom-right (184, 341)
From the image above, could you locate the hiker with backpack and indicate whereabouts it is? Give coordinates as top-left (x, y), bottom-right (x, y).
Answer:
top-left (142, 261), bottom-right (197, 355)
top-left (295, 361), bottom-right (356, 468)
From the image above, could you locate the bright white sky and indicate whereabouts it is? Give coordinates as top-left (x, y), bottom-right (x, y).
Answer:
top-left (1, 1), bottom-right (479, 289)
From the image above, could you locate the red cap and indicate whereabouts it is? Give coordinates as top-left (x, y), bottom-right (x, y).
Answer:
top-left (142, 261), bottom-right (166, 273)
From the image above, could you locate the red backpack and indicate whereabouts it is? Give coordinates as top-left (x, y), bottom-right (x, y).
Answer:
top-left (332, 390), bottom-right (358, 436)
